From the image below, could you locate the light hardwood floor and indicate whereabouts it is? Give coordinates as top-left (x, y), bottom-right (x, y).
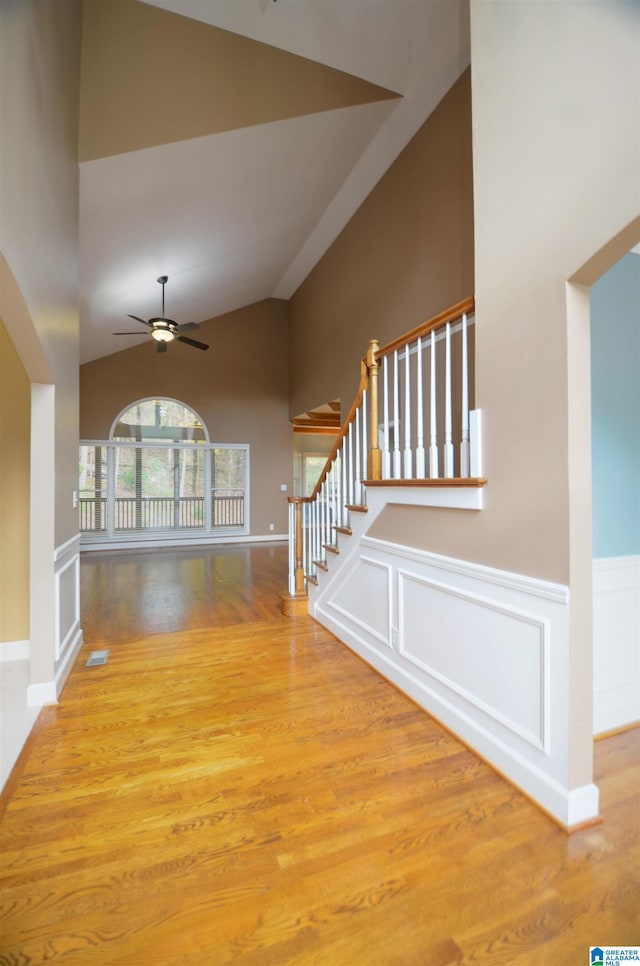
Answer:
top-left (0, 543), bottom-right (638, 964)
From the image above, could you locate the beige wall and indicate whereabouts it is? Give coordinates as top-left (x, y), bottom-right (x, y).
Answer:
top-left (371, 0), bottom-right (640, 586)
top-left (0, 0), bottom-right (82, 686)
top-left (0, 0), bottom-right (82, 550)
top-left (370, 0), bottom-right (638, 799)
top-left (289, 69), bottom-right (474, 418)
top-left (80, 299), bottom-right (293, 535)
top-left (79, 0), bottom-right (396, 162)
top-left (0, 319), bottom-right (30, 645)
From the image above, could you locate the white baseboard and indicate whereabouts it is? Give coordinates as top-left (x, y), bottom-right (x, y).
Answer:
top-left (26, 626), bottom-right (83, 708)
top-left (0, 640), bottom-right (29, 662)
top-left (80, 533), bottom-right (287, 552)
top-left (313, 536), bottom-right (598, 828)
top-left (593, 555), bottom-right (640, 735)
top-left (27, 680), bottom-right (57, 707)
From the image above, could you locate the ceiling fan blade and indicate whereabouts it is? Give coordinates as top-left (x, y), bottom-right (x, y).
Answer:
top-left (177, 335), bottom-right (209, 351)
top-left (113, 331), bottom-right (148, 335)
top-left (127, 314), bottom-right (153, 328)
top-left (177, 322), bottom-right (199, 332)
top-left (156, 341), bottom-right (168, 353)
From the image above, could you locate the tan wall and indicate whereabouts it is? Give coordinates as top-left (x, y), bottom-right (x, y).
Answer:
top-left (80, 299), bottom-right (293, 535)
top-left (79, 0), bottom-right (396, 162)
top-left (0, 0), bottom-right (82, 550)
top-left (0, 0), bottom-right (81, 686)
top-left (289, 69), bottom-right (474, 418)
top-left (371, 0), bottom-right (640, 586)
top-left (0, 319), bottom-right (30, 644)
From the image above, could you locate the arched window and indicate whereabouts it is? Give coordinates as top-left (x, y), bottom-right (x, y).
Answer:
top-left (110, 398), bottom-right (208, 444)
top-left (79, 398), bottom-right (248, 547)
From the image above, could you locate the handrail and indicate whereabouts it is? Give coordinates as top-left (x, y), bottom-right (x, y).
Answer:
top-left (309, 357), bottom-right (369, 502)
top-left (375, 296), bottom-right (475, 360)
top-left (283, 296), bottom-right (479, 613)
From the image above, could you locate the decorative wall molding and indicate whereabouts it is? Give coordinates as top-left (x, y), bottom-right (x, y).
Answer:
top-left (362, 536), bottom-right (569, 604)
top-left (365, 484), bottom-right (484, 513)
top-left (329, 555), bottom-right (393, 649)
top-left (54, 533), bottom-right (81, 563)
top-left (397, 569), bottom-right (550, 752)
top-left (54, 535), bottom-right (81, 663)
top-left (593, 554), bottom-right (640, 734)
top-left (312, 536), bottom-right (596, 828)
top-left (0, 640), bottom-right (30, 662)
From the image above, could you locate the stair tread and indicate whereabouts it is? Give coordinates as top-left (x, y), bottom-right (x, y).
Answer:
top-left (345, 504), bottom-right (368, 513)
top-left (335, 526), bottom-right (352, 535)
top-left (324, 544), bottom-right (339, 555)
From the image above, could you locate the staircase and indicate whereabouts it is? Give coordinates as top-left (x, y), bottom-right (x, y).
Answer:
top-left (282, 297), bottom-right (486, 616)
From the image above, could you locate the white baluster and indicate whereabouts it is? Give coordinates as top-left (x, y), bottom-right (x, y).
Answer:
top-left (288, 501), bottom-right (296, 595)
top-left (444, 321), bottom-right (454, 477)
top-left (341, 440), bottom-right (348, 520)
top-left (404, 347), bottom-right (412, 478)
top-left (329, 461), bottom-right (336, 537)
top-left (429, 330), bottom-right (439, 478)
top-left (460, 312), bottom-right (470, 478)
top-left (316, 495), bottom-right (322, 562)
top-left (347, 422), bottom-right (354, 506)
top-left (354, 405), bottom-right (362, 504)
top-left (311, 497), bottom-right (320, 572)
top-left (415, 336), bottom-right (425, 477)
top-left (382, 355), bottom-right (390, 479)
top-left (361, 389), bottom-right (368, 487)
top-left (302, 502), bottom-right (308, 578)
top-left (393, 350), bottom-right (401, 478)
top-left (323, 480), bottom-right (330, 552)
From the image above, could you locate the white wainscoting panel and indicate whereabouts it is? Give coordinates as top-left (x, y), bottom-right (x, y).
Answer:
top-left (330, 556), bottom-right (392, 648)
top-left (54, 535), bottom-right (82, 665)
top-left (593, 555), bottom-right (640, 734)
top-left (313, 535), bottom-right (598, 828)
top-left (398, 571), bottom-right (549, 751)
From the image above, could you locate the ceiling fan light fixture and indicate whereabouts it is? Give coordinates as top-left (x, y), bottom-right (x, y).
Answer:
top-left (115, 276), bottom-right (208, 351)
top-left (151, 323), bottom-right (175, 343)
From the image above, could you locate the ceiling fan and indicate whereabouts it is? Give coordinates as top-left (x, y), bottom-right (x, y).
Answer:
top-left (113, 276), bottom-right (209, 353)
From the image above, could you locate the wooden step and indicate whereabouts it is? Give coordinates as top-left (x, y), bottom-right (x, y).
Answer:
top-left (306, 575), bottom-right (318, 587)
top-left (335, 526), bottom-right (352, 536)
top-left (324, 544), bottom-right (339, 555)
top-left (314, 560), bottom-right (328, 572)
top-left (345, 504), bottom-right (368, 513)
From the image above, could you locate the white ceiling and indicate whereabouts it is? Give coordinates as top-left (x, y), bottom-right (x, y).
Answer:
top-left (79, 0), bottom-right (470, 364)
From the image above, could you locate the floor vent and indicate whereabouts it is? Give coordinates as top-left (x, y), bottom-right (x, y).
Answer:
top-left (86, 650), bottom-right (110, 667)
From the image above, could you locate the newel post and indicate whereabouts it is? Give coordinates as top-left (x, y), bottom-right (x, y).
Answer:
top-left (293, 498), bottom-right (305, 596)
top-left (281, 497), bottom-right (308, 617)
top-left (367, 340), bottom-right (382, 480)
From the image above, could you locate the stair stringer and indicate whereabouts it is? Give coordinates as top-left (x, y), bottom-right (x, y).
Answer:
top-left (306, 504), bottom-right (372, 607)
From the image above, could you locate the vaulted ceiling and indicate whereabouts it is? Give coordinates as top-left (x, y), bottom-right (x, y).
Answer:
top-left (79, 0), bottom-right (470, 363)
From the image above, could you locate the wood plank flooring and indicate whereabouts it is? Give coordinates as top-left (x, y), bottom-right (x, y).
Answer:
top-left (1, 543), bottom-right (638, 964)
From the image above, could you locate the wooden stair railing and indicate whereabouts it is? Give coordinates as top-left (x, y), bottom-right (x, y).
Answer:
top-left (281, 297), bottom-right (485, 616)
